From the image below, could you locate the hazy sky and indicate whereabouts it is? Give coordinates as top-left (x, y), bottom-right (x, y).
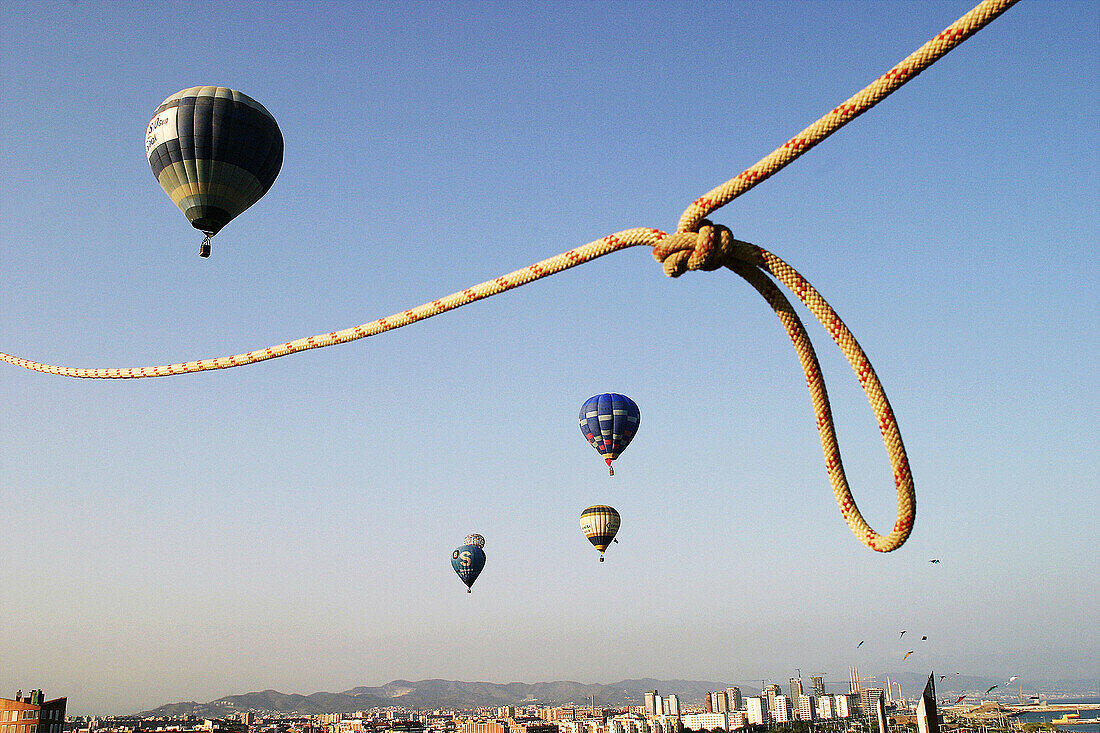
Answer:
top-left (2, 0), bottom-right (1097, 717)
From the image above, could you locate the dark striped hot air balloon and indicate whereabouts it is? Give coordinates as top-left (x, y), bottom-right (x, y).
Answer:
top-left (579, 393), bottom-right (640, 475)
top-left (146, 86), bottom-right (283, 257)
top-left (580, 505), bottom-right (620, 562)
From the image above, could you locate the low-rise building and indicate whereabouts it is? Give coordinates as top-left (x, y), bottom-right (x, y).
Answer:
top-left (1, 691), bottom-right (67, 733)
top-left (679, 714), bottom-right (727, 732)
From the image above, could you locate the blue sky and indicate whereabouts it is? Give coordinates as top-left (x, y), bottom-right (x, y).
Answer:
top-left (2, 0), bottom-right (1097, 716)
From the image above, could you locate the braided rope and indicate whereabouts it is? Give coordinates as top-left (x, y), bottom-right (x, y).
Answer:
top-left (0, 228), bottom-right (665, 378)
top-left (743, 251), bottom-right (914, 552)
top-left (677, 0), bottom-right (1019, 234)
top-left (653, 222), bottom-right (913, 552)
top-left (0, 0), bottom-right (1014, 380)
top-left (1, 0), bottom-right (1019, 551)
top-left (732, 260), bottom-right (913, 552)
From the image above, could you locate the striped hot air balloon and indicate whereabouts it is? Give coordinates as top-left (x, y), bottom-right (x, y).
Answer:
top-left (579, 393), bottom-right (640, 475)
top-left (463, 533), bottom-right (485, 549)
top-left (146, 86), bottom-right (283, 257)
top-left (580, 505), bottom-right (620, 562)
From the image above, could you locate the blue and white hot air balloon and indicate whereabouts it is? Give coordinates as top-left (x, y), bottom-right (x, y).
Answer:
top-left (579, 393), bottom-right (640, 475)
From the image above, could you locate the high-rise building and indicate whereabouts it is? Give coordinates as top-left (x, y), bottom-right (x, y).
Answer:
top-left (715, 693), bottom-right (728, 714)
top-left (1, 691), bottom-right (67, 733)
top-left (666, 696), bottom-right (680, 717)
top-left (764, 685), bottom-right (781, 715)
top-left (811, 677), bottom-right (825, 698)
top-left (816, 695), bottom-right (834, 720)
top-left (654, 696), bottom-right (665, 717)
top-left (772, 697), bottom-right (792, 724)
top-left (874, 693), bottom-right (888, 733)
top-left (916, 674), bottom-right (939, 733)
top-left (796, 696), bottom-right (816, 722)
top-left (834, 694), bottom-right (857, 719)
top-left (725, 688), bottom-right (742, 712)
top-left (861, 688), bottom-right (885, 718)
top-left (645, 693), bottom-right (657, 717)
top-left (789, 679), bottom-right (804, 704)
top-left (705, 694), bottom-right (713, 714)
top-left (745, 699), bottom-right (768, 726)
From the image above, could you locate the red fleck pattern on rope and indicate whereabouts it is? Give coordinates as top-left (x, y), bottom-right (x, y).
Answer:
top-left (677, 0), bottom-right (1018, 234)
top-left (0, 228), bottom-right (663, 379)
top-left (653, 222), bottom-right (914, 551)
top-left (0, 0), bottom-right (1018, 552)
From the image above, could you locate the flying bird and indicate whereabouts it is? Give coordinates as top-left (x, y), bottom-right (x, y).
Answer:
top-left (904, 650), bottom-right (915, 660)
top-left (930, 559), bottom-right (940, 563)
top-left (922, 635), bottom-right (928, 640)
top-left (900, 630), bottom-right (908, 638)
top-left (986, 685), bottom-right (999, 694)
top-left (857, 640), bottom-right (865, 648)
top-left (954, 696), bottom-right (967, 704)
top-left (1007, 676), bottom-right (1019, 684)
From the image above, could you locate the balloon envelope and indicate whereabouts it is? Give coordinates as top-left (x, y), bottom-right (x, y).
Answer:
top-left (451, 545), bottom-right (486, 591)
top-left (579, 393), bottom-right (639, 474)
top-left (580, 505), bottom-right (620, 560)
top-left (146, 86), bottom-right (283, 237)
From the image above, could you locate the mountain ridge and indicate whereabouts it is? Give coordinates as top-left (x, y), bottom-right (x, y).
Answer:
top-left (139, 679), bottom-right (730, 717)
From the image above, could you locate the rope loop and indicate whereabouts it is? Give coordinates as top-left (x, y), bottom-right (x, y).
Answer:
top-left (652, 219), bottom-right (740, 277)
top-left (655, 228), bottom-right (915, 553)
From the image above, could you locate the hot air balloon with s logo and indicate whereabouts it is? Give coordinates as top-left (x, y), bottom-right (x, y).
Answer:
top-left (579, 393), bottom-right (639, 475)
top-left (451, 537), bottom-right (486, 593)
top-left (146, 86), bottom-right (283, 257)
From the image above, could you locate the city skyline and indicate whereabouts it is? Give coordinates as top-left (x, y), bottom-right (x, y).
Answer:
top-left (13, 673), bottom-right (1097, 719)
top-left (2, 0), bottom-right (1097, 719)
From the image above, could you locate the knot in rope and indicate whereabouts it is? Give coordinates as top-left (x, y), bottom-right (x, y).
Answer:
top-left (653, 220), bottom-right (741, 277)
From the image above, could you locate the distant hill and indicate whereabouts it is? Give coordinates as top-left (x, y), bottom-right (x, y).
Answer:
top-left (139, 679), bottom-right (734, 717)
top-left (137, 675), bottom-right (1100, 718)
